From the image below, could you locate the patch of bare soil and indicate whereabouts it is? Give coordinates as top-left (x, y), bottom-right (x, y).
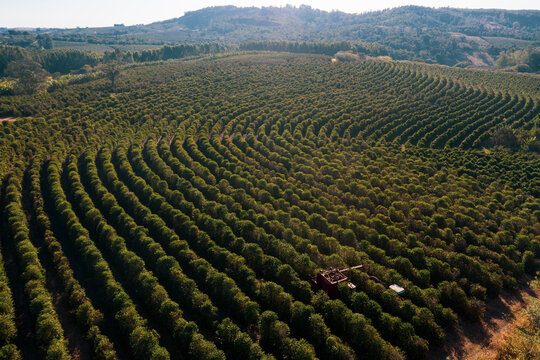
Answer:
top-left (429, 278), bottom-right (539, 360)
top-left (466, 53), bottom-right (489, 67)
top-left (0, 117), bottom-right (17, 123)
top-left (451, 34), bottom-right (490, 46)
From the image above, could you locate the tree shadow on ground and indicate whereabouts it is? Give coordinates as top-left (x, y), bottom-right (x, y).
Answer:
top-left (428, 276), bottom-right (536, 360)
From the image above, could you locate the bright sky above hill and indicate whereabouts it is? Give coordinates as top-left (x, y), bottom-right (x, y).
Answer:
top-left (1, 0), bottom-right (539, 28)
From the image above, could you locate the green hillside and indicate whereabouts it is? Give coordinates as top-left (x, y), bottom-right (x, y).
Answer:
top-left (1, 5), bottom-right (539, 68)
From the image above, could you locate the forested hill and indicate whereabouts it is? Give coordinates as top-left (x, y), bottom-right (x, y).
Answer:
top-left (31, 5), bottom-right (540, 67)
top-left (154, 5), bottom-right (540, 41)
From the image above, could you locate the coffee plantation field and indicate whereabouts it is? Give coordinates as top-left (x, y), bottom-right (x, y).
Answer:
top-left (0, 53), bottom-right (538, 360)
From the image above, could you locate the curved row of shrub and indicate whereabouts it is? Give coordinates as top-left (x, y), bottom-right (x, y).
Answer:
top-left (45, 158), bottom-right (170, 360)
top-left (139, 138), bottom-right (436, 358)
top-left (81, 150), bottom-right (271, 359)
top-left (4, 164), bottom-right (70, 359)
top-left (65, 153), bottom-right (230, 360)
top-left (104, 145), bottom-right (333, 359)
top-left (173, 136), bottom-right (456, 341)
top-left (0, 192), bottom-right (20, 359)
top-left (28, 157), bottom-right (118, 360)
top-left (125, 143), bottom-right (370, 359)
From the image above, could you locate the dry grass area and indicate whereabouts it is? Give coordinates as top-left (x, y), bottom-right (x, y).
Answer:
top-left (451, 33), bottom-right (490, 46)
top-left (465, 53), bottom-right (491, 67)
top-left (429, 277), bottom-right (540, 360)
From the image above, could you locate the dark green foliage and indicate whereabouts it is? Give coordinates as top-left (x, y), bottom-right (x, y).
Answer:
top-left (0, 234), bottom-right (19, 358)
top-left (0, 45), bottom-right (30, 75)
top-left (259, 311), bottom-right (317, 360)
top-left (4, 60), bottom-right (49, 94)
top-left (0, 53), bottom-right (537, 360)
top-left (36, 49), bottom-right (100, 74)
top-left (45, 159), bottom-right (170, 359)
top-left (131, 43), bottom-right (227, 62)
top-left (3, 167), bottom-right (69, 358)
top-left (240, 40), bottom-right (387, 57)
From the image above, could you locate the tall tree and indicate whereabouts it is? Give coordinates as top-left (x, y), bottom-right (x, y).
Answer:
top-left (99, 62), bottom-right (121, 89)
top-left (5, 59), bottom-right (49, 94)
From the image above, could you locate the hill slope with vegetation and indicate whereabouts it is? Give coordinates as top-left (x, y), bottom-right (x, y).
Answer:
top-left (1, 5), bottom-right (539, 69)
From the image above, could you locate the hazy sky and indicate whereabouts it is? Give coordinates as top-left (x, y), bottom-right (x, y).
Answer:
top-left (1, 0), bottom-right (539, 28)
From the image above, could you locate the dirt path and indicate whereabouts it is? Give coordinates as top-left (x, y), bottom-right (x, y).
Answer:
top-left (429, 279), bottom-right (539, 360)
top-left (0, 117), bottom-right (17, 123)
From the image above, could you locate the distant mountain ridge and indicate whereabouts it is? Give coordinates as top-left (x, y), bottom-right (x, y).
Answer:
top-left (1, 5), bottom-right (539, 67)
top-left (154, 5), bottom-right (540, 38)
